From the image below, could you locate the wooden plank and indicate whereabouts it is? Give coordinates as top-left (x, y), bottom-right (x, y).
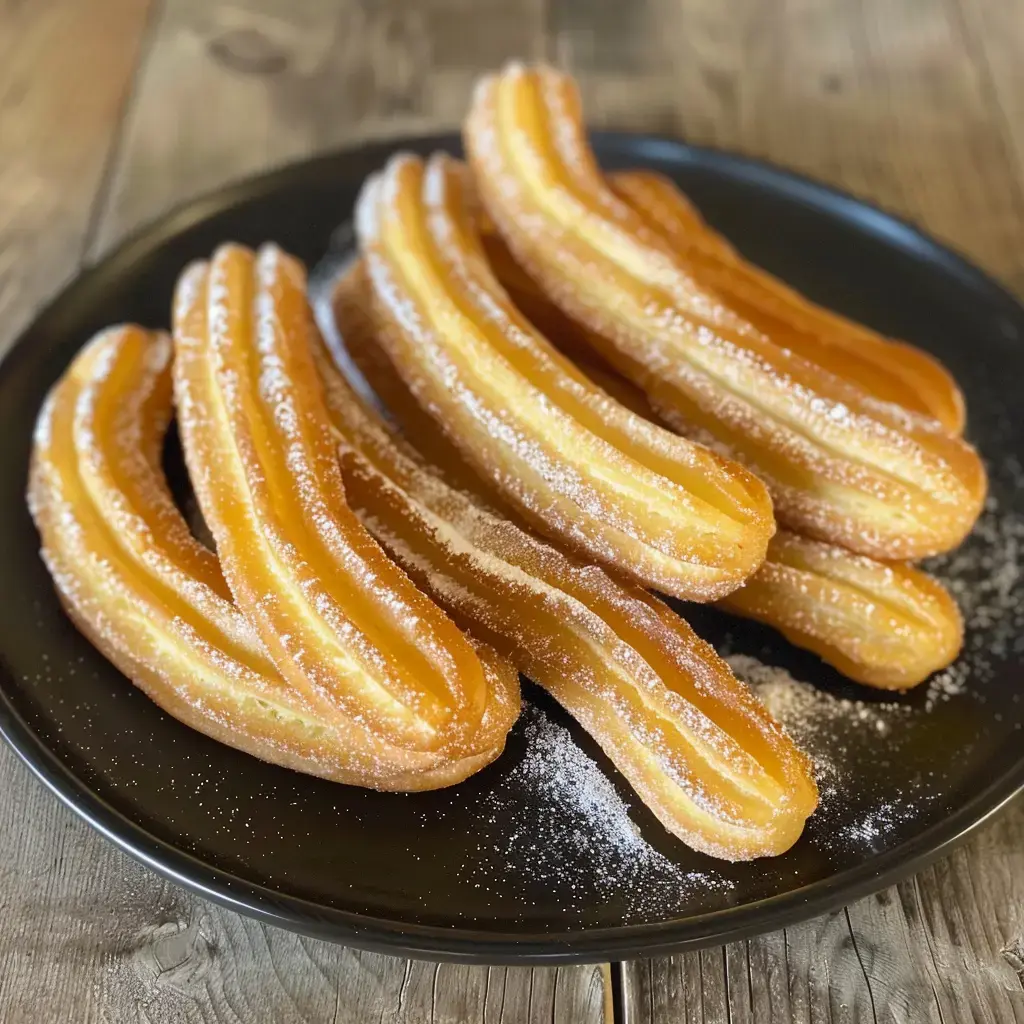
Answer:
top-left (622, 805), bottom-right (1024, 1024)
top-left (854, 0), bottom-right (1024, 295)
top-left (0, 751), bottom-right (610, 1023)
top-left (906, 807), bottom-right (1024, 1022)
top-left (0, 1), bottom-right (608, 1021)
top-left (90, 0), bottom-right (547, 254)
top-left (955, 0), bottom-right (1024, 193)
top-left (0, 0), bottom-right (153, 352)
top-left (0, 2), bottom-right (154, 1012)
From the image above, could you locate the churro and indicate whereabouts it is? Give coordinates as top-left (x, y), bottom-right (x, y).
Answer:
top-left (354, 152), bottom-right (775, 602)
top-left (314, 317), bottom-right (817, 858)
top-left (719, 531), bottom-right (963, 690)
top-left (465, 64), bottom-right (986, 560)
top-left (611, 170), bottom-right (966, 434)
top-left (173, 243), bottom-right (513, 759)
top-left (28, 325), bottom-right (517, 789)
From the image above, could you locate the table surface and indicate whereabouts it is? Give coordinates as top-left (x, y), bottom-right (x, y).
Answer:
top-left (2, 1), bottom-right (1023, 1021)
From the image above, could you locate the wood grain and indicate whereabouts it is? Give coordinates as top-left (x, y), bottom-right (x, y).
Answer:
top-left (0, 744), bottom-right (607, 1024)
top-left (89, 0), bottom-right (548, 255)
top-left (0, 5), bottom-right (152, 1010)
top-left (3, 0), bottom-right (1024, 1021)
top-left (957, 0), bottom-right (1024, 199)
top-left (0, 0), bottom-right (153, 349)
top-left (623, 807), bottom-right (1024, 1024)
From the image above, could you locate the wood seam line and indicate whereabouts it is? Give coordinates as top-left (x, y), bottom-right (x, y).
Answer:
top-left (910, 875), bottom-right (953, 1010)
top-left (722, 946), bottom-right (733, 1024)
top-left (79, 0), bottom-right (169, 265)
top-left (608, 960), bottom-right (627, 1024)
top-left (599, 962), bottom-right (614, 1024)
top-left (844, 906), bottom-right (880, 1024)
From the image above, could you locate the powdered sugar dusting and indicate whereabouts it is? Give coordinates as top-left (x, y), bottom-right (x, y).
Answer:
top-left (461, 704), bottom-right (732, 917)
top-left (356, 148), bottom-right (773, 601)
top-left (836, 799), bottom-right (923, 848)
top-left (729, 655), bottom-right (905, 740)
top-left (727, 655), bottom-right (895, 792)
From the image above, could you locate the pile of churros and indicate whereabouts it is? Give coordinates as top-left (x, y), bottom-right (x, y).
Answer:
top-left (28, 65), bottom-right (982, 862)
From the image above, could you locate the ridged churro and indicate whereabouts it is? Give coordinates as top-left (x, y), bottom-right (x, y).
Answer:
top-left (173, 243), bottom-right (515, 760)
top-left (28, 325), bottom-right (517, 790)
top-left (354, 152), bottom-right (775, 602)
top-left (611, 170), bottom-right (966, 434)
top-left (332, 266), bottom-right (961, 691)
top-left (315, 309), bottom-right (817, 858)
top-left (465, 64), bottom-right (986, 560)
top-left (719, 531), bottom-right (963, 690)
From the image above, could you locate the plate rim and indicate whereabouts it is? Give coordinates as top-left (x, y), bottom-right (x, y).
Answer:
top-left (2, 130), bottom-right (1023, 965)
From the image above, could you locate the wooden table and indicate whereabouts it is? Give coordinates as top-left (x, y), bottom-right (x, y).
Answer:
top-left (2, 1), bottom-right (1023, 1020)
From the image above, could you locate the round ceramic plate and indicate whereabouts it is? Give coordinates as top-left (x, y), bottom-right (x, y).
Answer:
top-left (1, 133), bottom-right (1022, 964)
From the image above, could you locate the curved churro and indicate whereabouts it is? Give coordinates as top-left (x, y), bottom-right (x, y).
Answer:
top-left (465, 64), bottom-right (986, 560)
top-left (354, 152), bottom-right (775, 602)
top-left (332, 266), bottom-right (965, 692)
top-left (610, 170), bottom-right (966, 435)
top-left (719, 531), bottom-right (963, 690)
top-left (28, 325), bottom-right (517, 790)
top-left (314, 313), bottom-right (817, 858)
top-left (478, 183), bottom-right (964, 435)
top-left (173, 243), bottom-right (512, 759)
top-left (561, 368), bottom-right (966, 691)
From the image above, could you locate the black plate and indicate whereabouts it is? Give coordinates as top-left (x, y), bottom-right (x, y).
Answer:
top-left (2, 133), bottom-right (1023, 965)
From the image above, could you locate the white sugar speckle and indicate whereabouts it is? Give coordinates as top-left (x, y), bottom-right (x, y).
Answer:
top-left (460, 704), bottom-right (732, 918)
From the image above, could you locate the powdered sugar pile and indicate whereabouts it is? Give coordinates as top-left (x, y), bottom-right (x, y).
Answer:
top-left (835, 796), bottom-right (925, 848)
top-left (461, 704), bottom-right (732, 917)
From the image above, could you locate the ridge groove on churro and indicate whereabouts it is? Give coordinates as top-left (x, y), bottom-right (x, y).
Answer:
top-left (321, 281), bottom-right (817, 860)
top-left (172, 242), bottom-right (498, 756)
top-left (27, 325), bottom-right (518, 790)
top-left (354, 151), bottom-right (775, 602)
top-left (465, 63), bottom-right (986, 560)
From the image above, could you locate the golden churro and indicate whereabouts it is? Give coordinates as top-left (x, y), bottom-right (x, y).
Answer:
top-left (333, 265), bottom-right (963, 691)
top-left (719, 531), bottom-right (963, 690)
top-left (28, 325), bottom-right (517, 789)
top-left (315, 316), bottom-right (817, 858)
top-left (465, 64), bottom-right (986, 560)
top-left (611, 170), bottom-right (966, 434)
top-left (173, 243), bottom-right (515, 759)
top-left (354, 152), bottom-right (775, 602)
